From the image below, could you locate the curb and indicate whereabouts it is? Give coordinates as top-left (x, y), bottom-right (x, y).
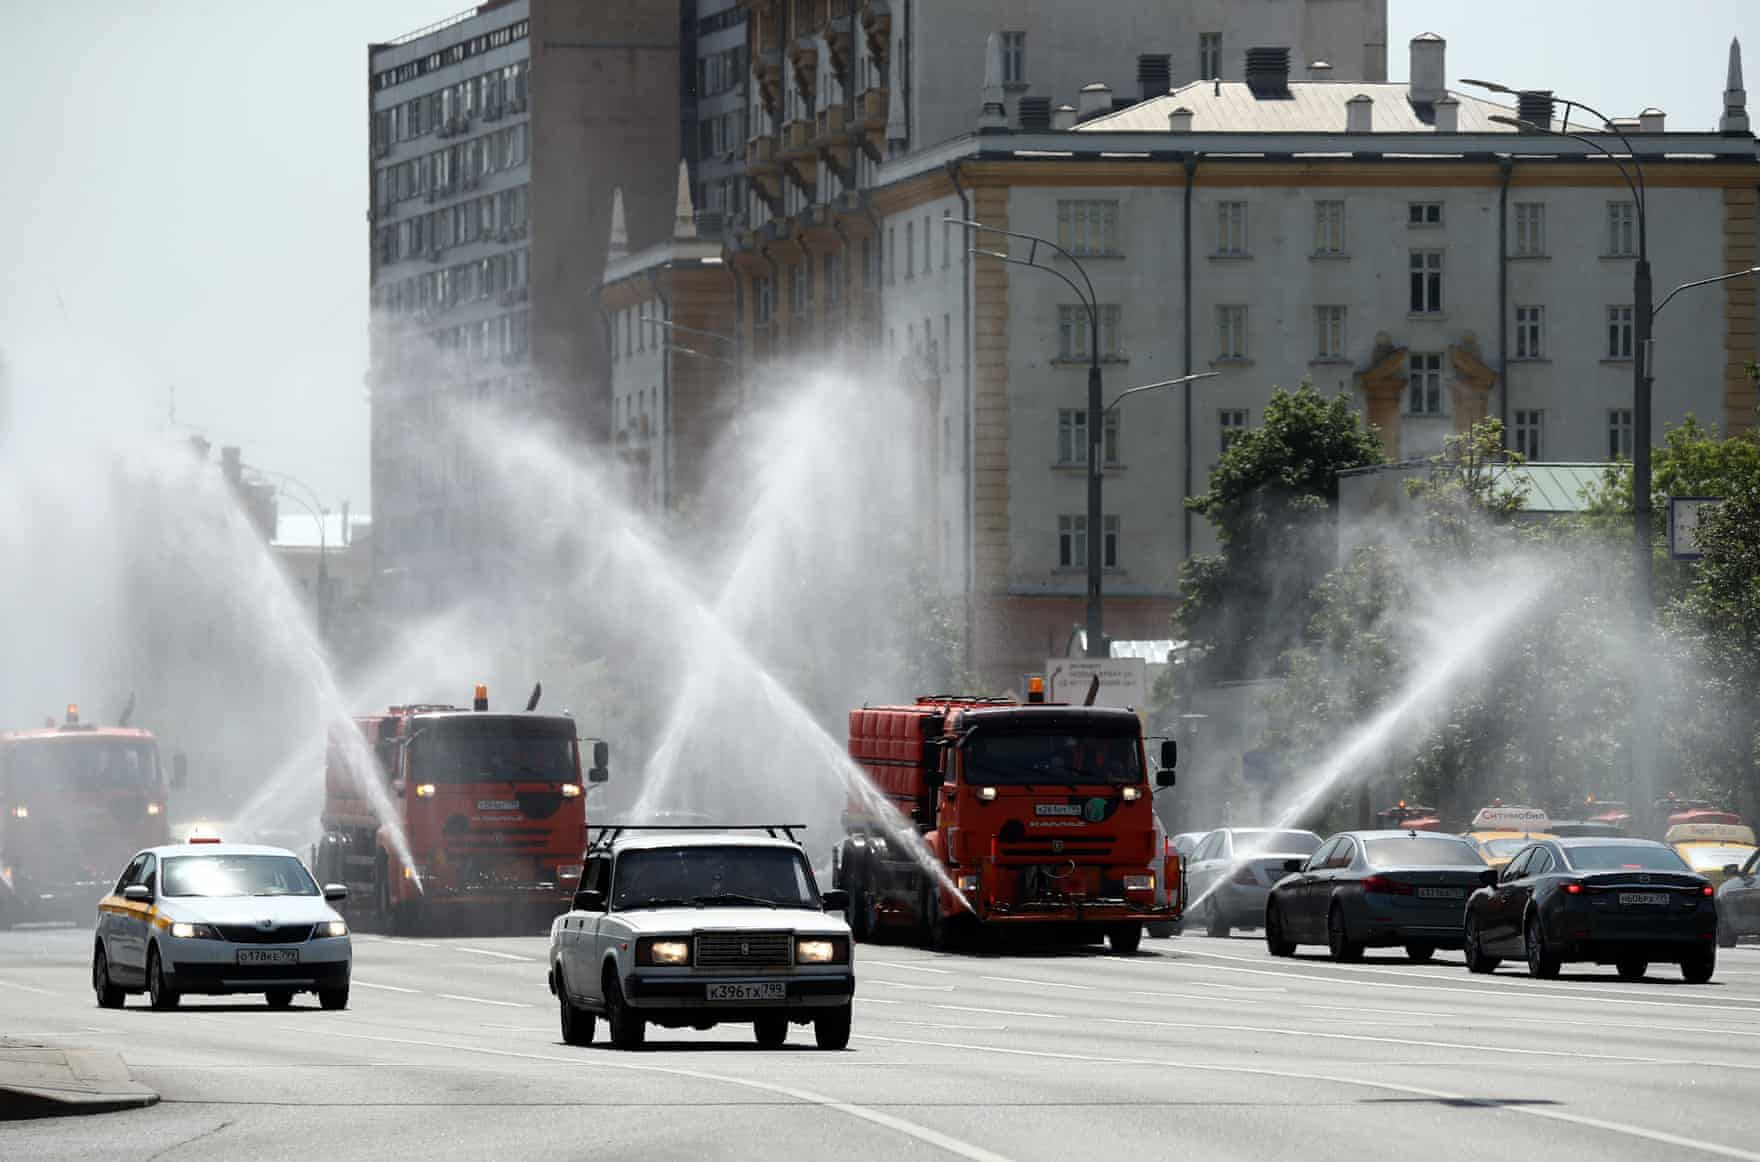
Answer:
top-left (0, 1041), bottom-right (159, 1121)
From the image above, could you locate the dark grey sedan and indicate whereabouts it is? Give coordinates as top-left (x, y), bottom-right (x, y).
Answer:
top-left (1718, 848), bottom-right (1760, 946)
top-left (1265, 830), bottom-right (1489, 963)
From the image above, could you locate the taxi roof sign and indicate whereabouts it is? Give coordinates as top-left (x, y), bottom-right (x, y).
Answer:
top-left (1665, 822), bottom-right (1756, 847)
top-left (1469, 805), bottom-right (1551, 832)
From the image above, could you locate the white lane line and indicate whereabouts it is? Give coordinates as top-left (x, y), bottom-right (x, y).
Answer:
top-left (1167, 947), bottom-right (1760, 1015)
top-left (868, 979), bottom-right (957, 992)
top-left (353, 980), bottom-right (420, 994)
top-left (354, 937), bottom-right (440, 948)
top-left (438, 993), bottom-right (531, 1008)
top-left (0, 978), bottom-right (60, 996)
top-left (855, 1032), bottom-right (1760, 1162)
top-left (863, 961), bottom-right (955, 975)
top-left (455, 946), bottom-right (536, 962)
top-left (979, 975), bottom-right (1094, 991)
top-left (319, 1028), bottom-right (1020, 1162)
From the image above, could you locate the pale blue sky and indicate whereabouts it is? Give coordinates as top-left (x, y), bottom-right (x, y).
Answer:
top-left (1, 2), bottom-right (1755, 512)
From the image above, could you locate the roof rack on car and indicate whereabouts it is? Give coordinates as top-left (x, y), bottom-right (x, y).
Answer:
top-left (586, 824), bottom-right (809, 851)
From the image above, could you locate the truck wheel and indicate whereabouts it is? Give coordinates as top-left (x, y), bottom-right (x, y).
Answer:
top-left (604, 969), bottom-right (645, 1049)
top-left (754, 1014), bottom-right (788, 1048)
top-left (814, 1003), bottom-right (852, 1050)
top-left (1107, 924), bottom-right (1143, 955)
top-left (924, 884), bottom-right (969, 952)
top-left (92, 943), bottom-right (125, 1009)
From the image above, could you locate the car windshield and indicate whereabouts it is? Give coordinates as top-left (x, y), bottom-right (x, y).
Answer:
top-left (1482, 837), bottom-right (1536, 859)
top-left (408, 717), bottom-right (576, 784)
top-left (1564, 845), bottom-right (1691, 872)
top-left (7, 738), bottom-right (160, 792)
top-left (162, 855), bottom-right (319, 898)
top-left (612, 846), bottom-right (816, 910)
top-left (1362, 837), bottom-right (1485, 868)
top-left (965, 729), bottom-right (1142, 787)
top-left (1234, 831), bottom-right (1321, 857)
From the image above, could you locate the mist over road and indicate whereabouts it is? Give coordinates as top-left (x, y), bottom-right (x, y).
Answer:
top-left (5, 927), bottom-right (1759, 1160)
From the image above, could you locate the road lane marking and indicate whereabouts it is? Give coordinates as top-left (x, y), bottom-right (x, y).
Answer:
top-left (863, 961), bottom-right (955, 975)
top-left (868, 979), bottom-right (956, 992)
top-left (353, 981), bottom-right (419, 994)
top-left (0, 978), bottom-right (59, 996)
top-left (979, 975), bottom-right (1094, 991)
top-left (438, 993), bottom-right (531, 1008)
top-left (456, 947), bottom-right (536, 962)
top-left (316, 1028), bottom-right (1020, 1162)
top-left (854, 1032), bottom-right (1760, 1162)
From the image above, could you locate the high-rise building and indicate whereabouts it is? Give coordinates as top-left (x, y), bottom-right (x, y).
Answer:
top-left (367, 1), bottom-right (682, 605)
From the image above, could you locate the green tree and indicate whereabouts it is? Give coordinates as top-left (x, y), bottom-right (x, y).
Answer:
top-left (1173, 383), bottom-right (1384, 688)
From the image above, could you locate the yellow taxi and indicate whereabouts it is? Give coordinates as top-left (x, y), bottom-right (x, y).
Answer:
top-left (1463, 804), bottom-right (1556, 870)
top-left (1666, 822), bottom-right (1758, 888)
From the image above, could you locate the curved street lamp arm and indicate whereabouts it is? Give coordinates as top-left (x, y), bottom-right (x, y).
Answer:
top-left (273, 488), bottom-right (327, 552)
top-left (954, 219), bottom-right (1097, 316)
top-left (1653, 267), bottom-right (1760, 320)
top-left (1490, 115), bottom-right (1643, 217)
top-left (969, 249), bottom-right (1096, 333)
top-left (1104, 372), bottom-right (1222, 415)
top-left (653, 318), bottom-right (738, 346)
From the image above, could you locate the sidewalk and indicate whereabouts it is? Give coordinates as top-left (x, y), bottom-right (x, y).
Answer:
top-left (0, 1037), bottom-right (159, 1119)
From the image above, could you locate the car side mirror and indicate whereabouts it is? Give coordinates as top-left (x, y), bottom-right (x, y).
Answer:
top-left (1724, 864), bottom-right (1741, 879)
top-left (587, 767), bottom-right (609, 784)
top-left (122, 884), bottom-right (152, 903)
top-left (1283, 858), bottom-right (1304, 874)
top-left (592, 740), bottom-right (610, 769)
top-left (1479, 868), bottom-right (1499, 888)
top-left (572, 888), bottom-right (605, 913)
top-left (820, 889), bottom-right (849, 914)
top-left (1155, 769), bottom-right (1176, 788)
top-left (323, 883), bottom-right (349, 902)
top-left (1160, 739), bottom-right (1178, 771)
top-left (171, 752), bottom-right (189, 791)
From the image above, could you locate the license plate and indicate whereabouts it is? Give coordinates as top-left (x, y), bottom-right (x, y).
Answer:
top-left (1417, 887), bottom-right (1465, 899)
top-left (706, 982), bottom-right (785, 1002)
top-left (237, 949), bottom-right (299, 966)
top-left (1620, 892), bottom-right (1669, 907)
top-left (477, 799), bottom-right (520, 812)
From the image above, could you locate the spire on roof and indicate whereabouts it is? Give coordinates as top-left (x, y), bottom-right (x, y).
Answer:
top-left (673, 159), bottom-right (696, 238)
top-left (607, 187), bottom-right (628, 262)
top-left (1723, 38), bottom-right (1750, 135)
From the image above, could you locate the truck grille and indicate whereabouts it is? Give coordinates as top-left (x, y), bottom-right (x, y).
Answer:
top-left (998, 840), bottom-right (1116, 859)
top-left (694, 932), bottom-right (791, 968)
top-left (216, 924), bottom-right (314, 945)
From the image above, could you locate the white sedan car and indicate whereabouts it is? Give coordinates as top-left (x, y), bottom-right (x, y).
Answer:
top-left (92, 840), bottom-right (352, 1010)
top-left (549, 830), bottom-right (855, 1050)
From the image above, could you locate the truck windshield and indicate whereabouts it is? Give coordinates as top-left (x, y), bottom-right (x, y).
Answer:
top-left (408, 718), bottom-right (576, 783)
top-left (612, 846), bottom-right (816, 910)
top-left (6, 738), bottom-right (160, 792)
top-left (162, 854), bottom-right (319, 898)
top-left (965, 730), bottom-right (1142, 787)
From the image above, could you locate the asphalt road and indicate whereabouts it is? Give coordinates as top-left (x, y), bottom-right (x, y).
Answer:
top-left (6, 925), bottom-right (1760, 1161)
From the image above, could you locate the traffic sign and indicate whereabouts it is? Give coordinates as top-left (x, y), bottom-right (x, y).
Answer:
top-left (1669, 496), bottom-right (1723, 560)
top-left (1044, 658), bottom-right (1147, 710)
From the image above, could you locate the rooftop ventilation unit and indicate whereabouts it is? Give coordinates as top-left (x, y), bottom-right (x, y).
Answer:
top-left (1017, 96), bottom-right (1052, 131)
top-left (1245, 47), bottom-right (1292, 97)
top-left (1137, 54), bottom-right (1171, 103)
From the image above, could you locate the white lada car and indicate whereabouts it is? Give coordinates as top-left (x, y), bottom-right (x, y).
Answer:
top-left (92, 839), bottom-right (352, 1010)
top-left (548, 828), bottom-right (855, 1050)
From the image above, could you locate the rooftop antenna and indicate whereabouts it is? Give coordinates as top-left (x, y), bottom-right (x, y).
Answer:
top-left (525, 682), bottom-right (543, 712)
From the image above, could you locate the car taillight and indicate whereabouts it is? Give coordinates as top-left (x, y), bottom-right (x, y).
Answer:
top-left (1564, 882), bottom-right (1583, 895)
top-left (1232, 865), bottom-right (1257, 885)
top-left (1362, 875), bottom-right (1414, 896)
top-left (1703, 885), bottom-right (1715, 897)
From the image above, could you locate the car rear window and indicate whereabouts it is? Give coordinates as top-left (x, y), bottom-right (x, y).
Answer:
top-left (1236, 831), bottom-right (1321, 856)
top-left (1564, 845), bottom-right (1691, 872)
top-left (1363, 837), bottom-right (1485, 868)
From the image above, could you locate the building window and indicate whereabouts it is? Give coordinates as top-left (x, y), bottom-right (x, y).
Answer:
top-left (1409, 202), bottom-right (1443, 226)
top-left (923, 214), bottom-right (931, 272)
top-left (1199, 32), bottom-right (1221, 80)
top-left (1512, 409), bottom-right (1544, 459)
top-left (1216, 201), bottom-right (1248, 256)
top-left (1058, 199), bottom-right (1120, 257)
top-left (1608, 408), bottom-right (1634, 458)
top-left (1514, 305), bottom-right (1545, 358)
top-left (1057, 515), bottom-right (1119, 569)
top-left (1314, 200), bottom-right (1345, 255)
top-left (1514, 203), bottom-right (1546, 256)
top-left (1410, 250), bottom-right (1443, 314)
top-left (942, 313), bottom-right (952, 371)
top-left (1315, 306), bottom-right (1346, 359)
top-left (1001, 31), bottom-right (1025, 84)
top-left (1217, 305), bottom-right (1248, 360)
top-left (1607, 201), bottom-right (1637, 257)
top-left (1057, 409), bottom-right (1120, 465)
top-left (942, 212), bottom-right (951, 269)
top-left (887, 227), bottom-right (896, 285)
top-left (1408, 352), bottom-right (1444, 414)
top-left (905, 220), bottom-right (914, 278)
top-left (1057, 304), bottom-right (1121, 360)
top-left (1219, 408), bottom-right (1248, 453)
top-left (1607, 305), bottom-right (1634, 359)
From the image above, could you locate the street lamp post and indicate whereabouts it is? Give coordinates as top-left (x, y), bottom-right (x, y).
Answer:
top-left (958, 214), bottom-right (1220, 661)
top-left (246, 463), bottom-right (331, 633)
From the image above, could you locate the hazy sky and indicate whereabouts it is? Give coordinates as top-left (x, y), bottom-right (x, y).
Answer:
top-left (2, 1), bottom-right (1756, 514)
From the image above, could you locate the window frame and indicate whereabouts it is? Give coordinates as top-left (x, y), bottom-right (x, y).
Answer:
top-left (1313, 199), bottom-right (1346, 256)
top-left (1607, 305), bottom-right (1635, 359)
top-left (1219, 408), bottom-right (1248, 453)
top-left (1607, 200), bottom-right (1637, 257)
top-left (1514, 304), bottom-right (1545, 359)
top-left (1000, 30), bottom-right (1026, 85)
top-left (1408, 351), bottom-right (1444, 415)
top-left (1216, 201), bottom-right (1249, 256)
top-left (1409, 249), bottom-right (1444, 314)
top-left (1513, 202), bottom-right (1547, 257)
top-left (1608, 408), bottom-right (1634, 459)
top-left (1217, 305), bottom-right (1248, 360)
top-left (1512, 408), bottom-right (1544, 460)
top-left (1314, 305), bottom-right (1346, 359)
top-left (1408, 201), bottom-right (1444, 227)
top-left (1057, 199), bottom-right (1121, 258)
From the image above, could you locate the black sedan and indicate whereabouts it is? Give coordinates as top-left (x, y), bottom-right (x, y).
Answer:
top-left (1463, 837), bottom-right (1718, 982)
top-left (1265, 830), bottom-right (1489, 963)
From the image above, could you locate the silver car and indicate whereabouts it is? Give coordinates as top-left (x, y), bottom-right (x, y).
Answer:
top-left (1186, 828), bottom-right (1323, 938)
top-left (1717, 848), bottom-right (1760, 946)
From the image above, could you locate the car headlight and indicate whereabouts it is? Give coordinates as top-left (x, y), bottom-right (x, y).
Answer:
top-left (559, 783), bottom-right (582, 798)
top-left (1121, 786), bottom-right (1142, 802)
top-left (316, 920), bottom-right (348, 938)
top-left (796, 936), bottom-right (850, 965)
top-left (636, 936), bottom-right (691, 966)
top-left (414, 783), bottom-right (437, 798)
top-left (1123, 874), bottom-right (1155, 892)
top-left (9, 805), bottom-right (26, 819)
top-left (169, 922), bottom-right (221, 939)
